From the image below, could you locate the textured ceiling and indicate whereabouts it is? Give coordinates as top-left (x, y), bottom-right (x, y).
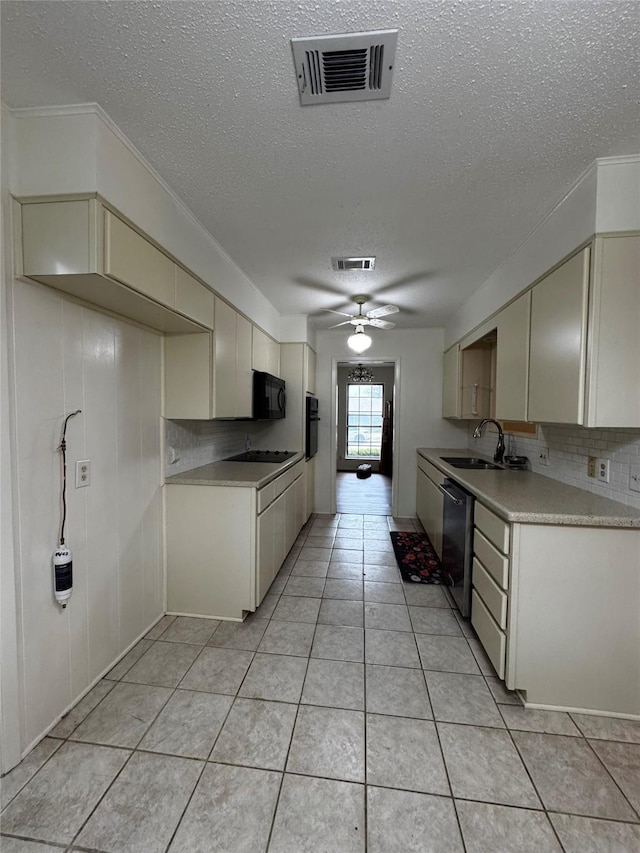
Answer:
top-left (2, 1), bottom-right (639, 329)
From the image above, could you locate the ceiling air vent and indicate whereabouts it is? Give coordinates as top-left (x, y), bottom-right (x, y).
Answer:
top-left (291, 30), bottom-right (398, 106)
top-left (331, 257), bottom-right (376, 271)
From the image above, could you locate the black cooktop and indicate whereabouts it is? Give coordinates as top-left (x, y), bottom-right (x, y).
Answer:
top-left (225, 450), bottom-right (298, 463)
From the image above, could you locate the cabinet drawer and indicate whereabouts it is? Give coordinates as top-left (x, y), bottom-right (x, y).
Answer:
top-left (471, 589), bottom-right (506, 679)
top-left (472, 557), bottom-right (507, 629)
top-left (104, 210), bottom-right (175, 307)
top-left (474, 530), bottom-right (509, 590)
top-left (417, 455), bottom-right (444, 484)
top-left (257, 482), bottom-right (276, 514)
top-left (475, 502), bottom-right (510, 554)
top-left (175, 267), bottom-right (214, 328)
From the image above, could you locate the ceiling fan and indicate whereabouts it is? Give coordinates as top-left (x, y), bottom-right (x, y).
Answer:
top-left (325, 294), bottom-right (400, 353)
top-left (326, 295), bottom-right (400, 330)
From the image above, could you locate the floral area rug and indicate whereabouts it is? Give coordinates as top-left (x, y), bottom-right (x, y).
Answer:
top-left (389, 531), bottom-right (449, 584)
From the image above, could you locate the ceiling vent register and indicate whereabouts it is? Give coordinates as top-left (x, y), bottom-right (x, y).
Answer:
top-left (332, 257), bottom-right (376, 271)
top-left (291, 30), bottom-right (398, 106)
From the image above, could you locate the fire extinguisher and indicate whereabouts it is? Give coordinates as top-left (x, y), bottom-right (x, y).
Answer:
top-left (53, 410), bottom-right (81, 608)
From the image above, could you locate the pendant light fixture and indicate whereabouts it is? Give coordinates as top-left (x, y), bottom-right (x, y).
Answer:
top-left (348, 364), bottom-right (375, 383)
top-left (347, 326), bottom-right (372, 353)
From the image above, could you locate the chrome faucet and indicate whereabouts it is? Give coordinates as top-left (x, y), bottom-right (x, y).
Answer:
top-left (473, 419), bottom-right (505, 464)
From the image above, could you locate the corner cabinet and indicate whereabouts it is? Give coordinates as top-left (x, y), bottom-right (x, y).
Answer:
top-left (166, 460), bottom-right (305, 620)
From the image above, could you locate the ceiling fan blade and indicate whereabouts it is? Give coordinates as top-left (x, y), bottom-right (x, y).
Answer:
top-left (367, 304), bottom-right (400, 319)
top-left (369, 318), bottom-right (396, 330)
top-left (328, 320), bottom-right (354, 329)
top-left (324, 308), bottom-right (355, 317)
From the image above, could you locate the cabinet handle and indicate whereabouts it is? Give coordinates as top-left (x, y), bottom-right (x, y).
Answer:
top-left (438, 484), bottom-right (462, 505)
top-left (471, 383), bottom-right (479, 416)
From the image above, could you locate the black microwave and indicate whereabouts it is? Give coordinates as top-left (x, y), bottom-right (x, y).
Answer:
top-left (253, 371), bottom-right (286, 420)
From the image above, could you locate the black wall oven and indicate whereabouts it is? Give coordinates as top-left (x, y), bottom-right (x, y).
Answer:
top-left (305, 396), bottom-right (319, 458)
top-left (253, 371), bottom-right (286, 420)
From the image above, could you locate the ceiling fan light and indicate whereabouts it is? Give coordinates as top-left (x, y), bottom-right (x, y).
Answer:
top-left (347, 327), bottom-right (372, 353)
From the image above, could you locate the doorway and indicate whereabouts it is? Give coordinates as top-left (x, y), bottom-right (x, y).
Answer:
top-left (335, 362), bottom-right (395, 515)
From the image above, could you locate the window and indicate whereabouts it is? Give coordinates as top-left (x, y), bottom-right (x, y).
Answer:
top-left (346, 383), bottom-right (384, 459)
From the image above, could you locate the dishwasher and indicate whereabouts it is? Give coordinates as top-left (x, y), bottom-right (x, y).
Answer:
top-left (440, 478), bottom-right (475, 618)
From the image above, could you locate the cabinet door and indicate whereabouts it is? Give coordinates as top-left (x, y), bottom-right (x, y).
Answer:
top-left (495, 292), bottom-right (531, 421)
top-left (528, 248), bottom-right (590, 424)
top-left (294, 474), bottom-right (305, 538)
top-left (175, 267), bottom-right (214, 329)
top-left (273, 492), bottom-right (287, 571)
top-left (164, 332), bottom-right (213, 419)
top-left (213, 298), bottom-right (237, 418)
top-left (104, 210), bottom-right (175, 307)
top-left (236, 314), bottom-right (253, 418)
top-left (442, 346), bottom-right (461, 418)
top-left (305, 346), bottom-right (317, 395)
top-left (285, 481), bottom-right (297, 555)
top-left (416, 469), bottom-right (444, 559)
top-left (252, 326), bottom-right (270, 372)
top-left (460, 345), bottom-right (493, 419)
top-left (586, 235), bottom-right (640, 427)
top-left (268, 338), bottom-right (281, 377)
top-left (256, 502), bottom-right (276, 605)
top-left (305, 458), bottom-right (315, 521)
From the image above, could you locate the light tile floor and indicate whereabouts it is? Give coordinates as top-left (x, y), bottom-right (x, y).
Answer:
top-left (2, 513), bottom-right (640, 852)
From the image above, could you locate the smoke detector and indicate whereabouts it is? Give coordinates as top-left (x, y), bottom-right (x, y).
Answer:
top-left (291, 30), bottom-right (398, 106)
top-left (331, 257), bottom-right (376, 271)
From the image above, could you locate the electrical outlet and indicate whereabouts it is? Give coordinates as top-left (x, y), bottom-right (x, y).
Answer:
top-left (630, 464), bottom-right (640, 493)
top-left (75, 459), bottom-right (91, 488)
top-left (597, 458), bottom-right (610, 483)
top-left (587, 456), bottom-right (597, 478)
top-left (538, 447), bottom-right (549, 466)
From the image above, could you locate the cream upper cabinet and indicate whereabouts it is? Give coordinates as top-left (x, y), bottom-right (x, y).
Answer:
top-left (175, 267), bottom-right (214, 329)
top-left (305, 346), bottom-right (317, 395)
top-left (252, 326), bottom-right (280, 376)
top-left (460, 338), bottom-right (495, 420)
top-left (164, 332), bottom-right (213, 420)
top-left (528, 247), bottom-right (590, 425)
top-left (18, 197), bottom-right (204, 334)
top-left (104, 210), bottom-right (175, 306)
top-left (495, 292), bottom-right (531, 422)
top-left (214, 297), bottom-right (253, 419)
top-left (442, 346), bottom-right (461, 418)
top-left (585, 234), bottom-right (640, 427)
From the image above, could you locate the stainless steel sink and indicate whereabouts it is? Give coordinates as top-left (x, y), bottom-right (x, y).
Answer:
top-left (440, 456), bottom-right (504, 470)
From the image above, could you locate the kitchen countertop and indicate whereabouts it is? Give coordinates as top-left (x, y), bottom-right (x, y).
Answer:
top-left (165, 452), bottom-right (305, 489)
top-left (418, 448), bottom-right (640, 528)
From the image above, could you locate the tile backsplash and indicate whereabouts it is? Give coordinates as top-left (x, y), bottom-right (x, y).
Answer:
top-left (164, 419), bottom-right (276, 475)
top-left (470, 423), bottom-right (640, 510)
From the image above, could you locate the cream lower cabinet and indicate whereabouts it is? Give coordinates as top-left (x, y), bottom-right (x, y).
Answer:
top-left (471, 500), bottom-right (640, 716)
top-left (416, 455), bottom-right (444, 559)
top-left (166, 461), bottom-right (304, 620)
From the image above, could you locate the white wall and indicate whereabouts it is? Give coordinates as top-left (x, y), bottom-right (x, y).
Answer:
top-left (315, 329), bottom-right (468, 517)
top-left (7, 274), bottom-right (164, 755)
top-left (10, 105), bottom-right (281, 339)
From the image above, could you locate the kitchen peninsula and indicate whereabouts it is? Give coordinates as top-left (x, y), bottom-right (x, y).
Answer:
top-left (165, 453), bottom-right (307, 622)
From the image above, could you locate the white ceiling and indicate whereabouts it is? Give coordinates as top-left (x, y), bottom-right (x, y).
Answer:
top-left (2, 1), bottom-right (639, 329)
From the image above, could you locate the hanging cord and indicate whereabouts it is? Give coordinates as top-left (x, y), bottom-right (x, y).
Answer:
top-left (58, 410), bottom-right (81, 545)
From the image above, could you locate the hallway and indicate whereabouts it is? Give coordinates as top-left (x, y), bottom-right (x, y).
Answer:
top-left (2, 513), bottom-right (639, 852)
top-left (336, 472), bottom-right (392, 515)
